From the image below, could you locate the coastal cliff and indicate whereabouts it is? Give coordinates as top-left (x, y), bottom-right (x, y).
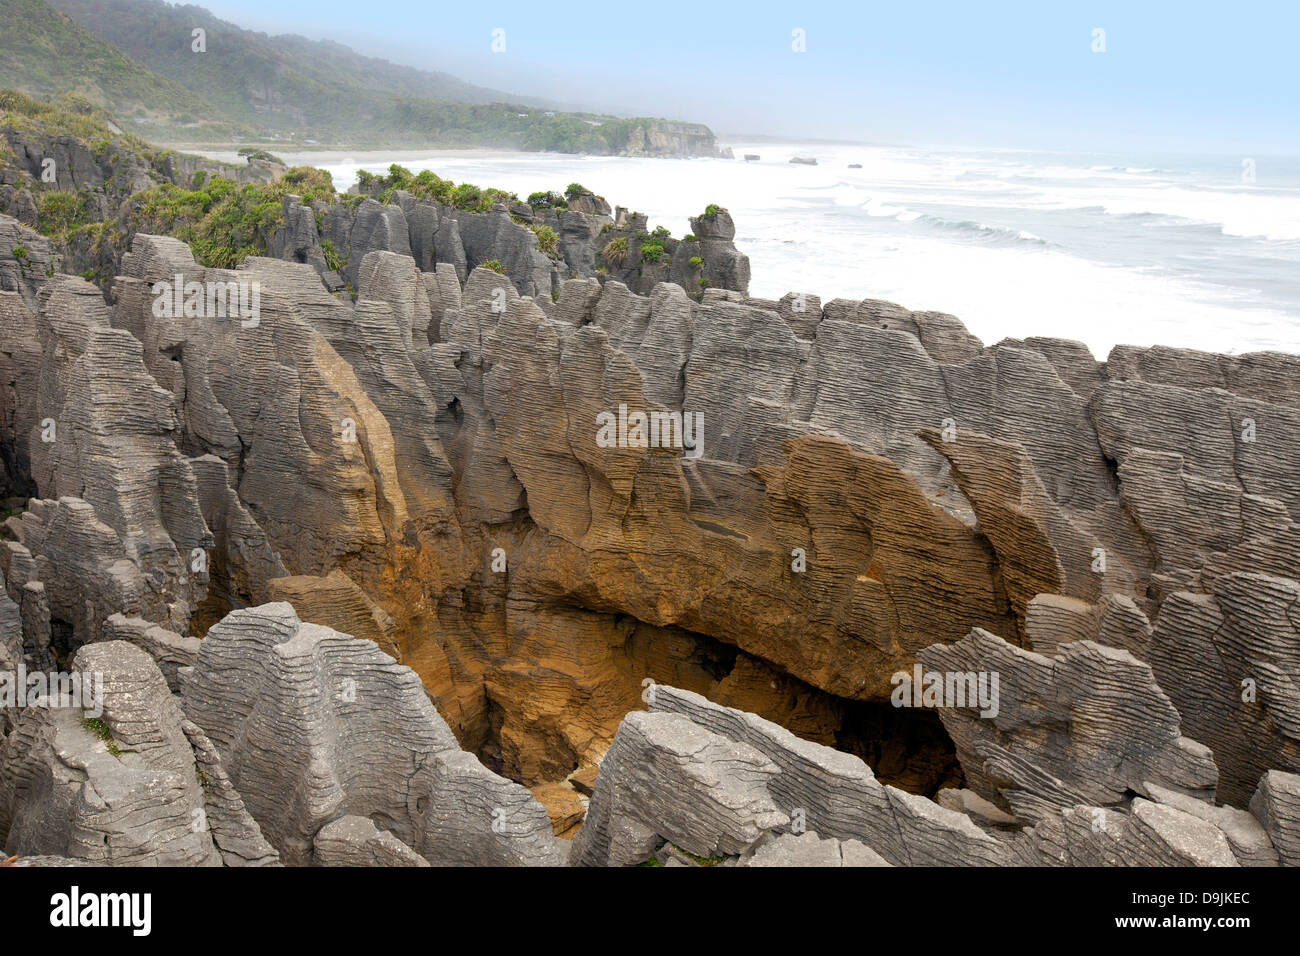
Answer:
top-left (1, 100), bottom-right (1298, 869)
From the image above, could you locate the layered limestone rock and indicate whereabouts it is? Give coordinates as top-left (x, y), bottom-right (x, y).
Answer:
top-left (1014, 799), bottom-right (1242, 867)
top-left (2, 205), bottom-right (1299, 866)
top-left (688, 208), bottom-right (750, 296)
top-left (917, 629), bottom-right (1218, 824)
top-left (179, 603), bottom-right (565, 866)
top-left (1144, 782), bottom-right (1277, 866)
top-left (570, 709), bottom-right (788, 865)
top-left (0, 575), bottom-right (22, 733)
top-left (646, 685), bottom-right (1012, 866)
top-left (1149, 573), bottom-right (1300, 806)
top-left (0, 218), bottom-right (59, 309)
top-left (181, 718), bottom-right (280, 867)
top-left (0, 641), bottom-right (229, 865)
top-left (101, 613), bottom-right (200, 692)
top-left (321, 184), bottom-right (751, 303)
top-left (1092, 350), bottom-right (1300, 593)
top-left (312, 815), bottom-right (430, 867)
top-left (16, 275), bottom-right (211, 640)
top-left (735, 831), bottom-right (891, 867)
top-left (1250, 770), bottom-right (1300, 866)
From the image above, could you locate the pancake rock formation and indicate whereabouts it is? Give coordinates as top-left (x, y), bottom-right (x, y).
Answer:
top-left (0, 206), bottom-right (1298, 866)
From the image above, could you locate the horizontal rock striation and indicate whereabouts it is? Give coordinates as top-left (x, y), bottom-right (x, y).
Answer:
top-left (918, 629), bottom-right (1218, 824)
top-left (0, 602), bottom-right (567, 866)
top-left (0, 641), bottom-right (227, 865)
top-left (179, 603), bottom-right (564, 866)
top-left (645, 685), bottom-right (1012, 866)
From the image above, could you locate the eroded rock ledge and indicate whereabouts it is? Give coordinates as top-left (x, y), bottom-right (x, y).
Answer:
top-left (1, 209), bottom-right (1298, 865)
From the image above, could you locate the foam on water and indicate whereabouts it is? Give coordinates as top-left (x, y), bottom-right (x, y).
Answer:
top-left (274, 141), bottom-right (1300, 358)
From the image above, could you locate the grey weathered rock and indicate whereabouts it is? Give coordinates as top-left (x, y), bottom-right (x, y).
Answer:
top-left (571, 709), bottom-right (788, 866)
top-left (0, 571), bottom-right (24, 733)
top-left (1025, 593), bottom-right (1097, 655)
top-left (1145, 782), bottom-right (1277, 866)
top-left (181, 718), bottom-right (280, 867)
top-left (648, 685), bottom-right (1011, 865)
top-left (687, 208), bottom-right (750, 296)
top-left (1249, 770), bottom-right (1300, 866)
top-left (1093, 369), bottom-right (1300, 588)
top-left (918, 629), bottom-right (1218, 824)
top-left (0, 641), bottom-right (223, 865)
top-left (6, 497), bottom-right (152, 649)
top-left (454, 205), bottom-right (551, 298)
top-left (422, 262), bottom-right (462, 342)
top-left (101, 614), bottom-right (200, 692)
top-left (117, 239), bottom-right (412, 580)
top-left (343, 199), bottom-right (413, 287)
top-left (1015, 799), bottom-right (1241, 867)
top-left (313, 814), bottom-right (429, 867)
top-left (735, 831), bottom-right (892, 867)
top-left (180, 603), bottom-right (565, 866)
top-left (935, 788), bottom-right (1019, 828)
top-left (16, 274), bottom-right (212, 638)
top-left (1150, 573), bottom-right (1300, 806)
top-left (4, 172), bottom-right (1299, 871)
top-left (267, 195), bottom-right (336, 285)
top-left (0, 287), bottom-right (43, 497)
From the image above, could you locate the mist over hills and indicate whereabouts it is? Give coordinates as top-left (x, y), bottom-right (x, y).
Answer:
top-left (0, 0), bottom-right (249, 138)
top-left (1, 0), bottom-right (726, 154)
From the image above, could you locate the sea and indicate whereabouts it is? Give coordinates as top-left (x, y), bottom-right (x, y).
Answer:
top-left (230, 142), bottom-right (1300, 359)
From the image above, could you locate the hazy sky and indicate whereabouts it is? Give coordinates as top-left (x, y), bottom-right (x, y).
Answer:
top-left (195, 0), bottom-right (1297, 154)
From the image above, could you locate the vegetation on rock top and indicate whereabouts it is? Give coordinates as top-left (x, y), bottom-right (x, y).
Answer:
top-left (128, 165), bottom-right (335, 268)
top-left (357, 164), bottom-right (517, 213)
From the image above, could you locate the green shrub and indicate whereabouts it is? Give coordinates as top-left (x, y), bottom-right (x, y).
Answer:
top-left (531, 224), bottom-right (559, 256)
top-left (279, 166), bottom-right (335, 202)
top-left (602, 236), bottom-right (628, 266)
top-left (452, 182), bottom-right (482, 209)
top-left (527, 190), bottom-right (568, 210)
top-left (36, 191), bottom-right (90, 240)
top-left (565, 182), bottom-right (588, 198)
top-left (82, 718), bottom-right (122, 759)
top-left (688, 256), bottom-right (704, 268)
top-left (321, 239), bottom-right (340, 272)
top-left (640, 240), bottom-right (665, 263)
top-left (481, 259), bottom-right (505, 274)
top-left (128, 165), bottom-right (336, 269)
